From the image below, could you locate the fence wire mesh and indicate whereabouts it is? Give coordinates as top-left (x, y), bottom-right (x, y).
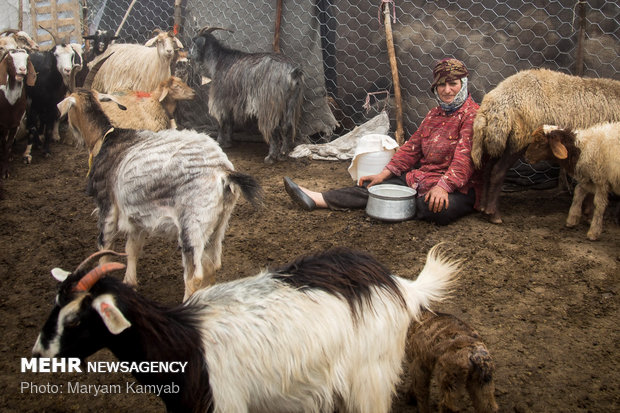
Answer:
top-left (9, 0), bottom-right (618, 184)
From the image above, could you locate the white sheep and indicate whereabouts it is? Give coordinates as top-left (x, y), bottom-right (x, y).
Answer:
top-left (33, 245), bottom-right (460, 413)
top-left (90, 29), bottom-right (183, 93)
top-left (99, 76), bottom-right (196, 131)
top-left (525, 122), bottom-right (620, 240)
top-left (471, 69), bottom-right (620, 224)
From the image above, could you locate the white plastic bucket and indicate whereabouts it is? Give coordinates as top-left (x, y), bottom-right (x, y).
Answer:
top-left (355, 150), bottom-right (394, 180)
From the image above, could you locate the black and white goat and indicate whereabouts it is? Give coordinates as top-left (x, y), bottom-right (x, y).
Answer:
top-left (23, 28), bottom-right (78, 162)
top-left (57, 84), bottom-right (261, 300)
top-left (0, 48), bottom-right (36, 197)
top-left (190, 26), bottom-right (304, 164)
top-left (33, 245), bottom-right (460, 412)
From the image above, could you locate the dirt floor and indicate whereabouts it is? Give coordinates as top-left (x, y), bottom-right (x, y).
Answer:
top-left (0, 138), bottom-right (618, 413)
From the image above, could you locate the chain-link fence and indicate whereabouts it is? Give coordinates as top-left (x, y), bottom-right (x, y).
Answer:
top-left (7, 0), bottom-right (619, 183)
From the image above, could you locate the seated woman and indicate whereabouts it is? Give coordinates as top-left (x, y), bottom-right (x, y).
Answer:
top-left (284, 58), bottom-right (481, 226)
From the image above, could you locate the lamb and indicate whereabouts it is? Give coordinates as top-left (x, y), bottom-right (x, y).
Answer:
top-left (405, 311), bottom-right (498, 413)
top-left (0, 48), bottom-right (36, 198)
top-left (90, 29), bottom-right (183, 93)
top-left (471, 68), bottom-right (620, 224)
top-left (33, 244), bottom-right (460, 413)
top-left (190, 26), bottom-right (304, 164)
top-left (525, 123), bottom-right (620, 240)
top-left (99, 76), bottom-right (196, 131)
top-left (57, 86), bottom-right (261, 300)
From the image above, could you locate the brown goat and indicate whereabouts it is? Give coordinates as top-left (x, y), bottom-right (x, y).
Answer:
top-left (405, 311), bottom-right (498, 413)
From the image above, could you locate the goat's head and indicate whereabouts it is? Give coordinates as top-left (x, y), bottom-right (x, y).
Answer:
top-left (83, 30), bottom-right (118, 55)
top-left (190, 26), bottom-right (233, 61)
top-left (0, 29), bottom-right (39, 52)
top-left (39, 26), bottom-right (76, 86)
top-left (525, 125), bottom-right (569, 164)
top-left (145, 29), bottom-right (183, 61)
top-left (0, 48), bottom-right (36, 87)
top-left (157, 76), bottom-right (196, 102)
top-left (32, 251), bottom-right (130, 360)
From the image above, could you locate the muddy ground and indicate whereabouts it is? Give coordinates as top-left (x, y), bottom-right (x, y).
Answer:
top-left (0, 138), bottom-right (618, 412)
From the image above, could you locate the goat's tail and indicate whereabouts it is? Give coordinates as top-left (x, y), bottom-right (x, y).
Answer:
top-left (399, 244), bottom-right (461, 321)
top-left (228, 171), bottom-right (263, 207)
top-left (470, 344), bottom-right (495, 384)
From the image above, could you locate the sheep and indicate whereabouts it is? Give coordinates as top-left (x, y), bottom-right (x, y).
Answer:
top-left (190, 26), bottom-right (304, 164)
top-left (90, 29), bottom-right (183, 93)
top-left (405, 311), bottom-right (498, 413)
top-left (471, 68), bottom-right (620, 224)
top-left (525, 123), bottom-right (620, 240)
top-left (22, 28), bottom-right (77, 163)
top-left (99, 76), bottom-right (195, 131)
top-left (57, 85), bottom-right (262, 300)
top-left (0, 48), bottom-right (36, 198)
top-left (33, 244), bottom-right (460, 413)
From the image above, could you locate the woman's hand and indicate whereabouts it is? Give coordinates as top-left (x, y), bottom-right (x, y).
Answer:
top-left (358, 169), bottom-right (393, 188)
top-left (425, 185), bottom-right (449, 213)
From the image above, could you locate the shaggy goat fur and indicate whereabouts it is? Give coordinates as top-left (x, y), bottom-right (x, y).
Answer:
top-left (406, 311), bottom-right (498, 413)
top-left (471, 68), bottom-right (620, 224)
top-left (90, 30), bottom-right (183, 93)
top-left (99, 76), bottom-right (195, 131)
top-left (525, 122), bottom-right (620, 240)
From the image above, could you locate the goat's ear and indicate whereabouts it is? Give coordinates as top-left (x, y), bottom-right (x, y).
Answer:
top-left (0, 60), bottom-right (7, 86)
top-left (26, 59), bottom-right (37, 86)
top-left (549, 135), bottom-right (568, 159)
top-left (173, 37), bottom-right (183, 49)
top-left (98, 93), bottom-right (127, 110)
top-left (51, 267), bottom-right (71, 282)
top-left (83, 35), bottom-right (95, 40)
top-left (144, 36), bottom-right (157, 47)
top-left (92, 294), bottom-right (131, 335)
top-left (158, 87), bottom-right (169, 102)
top-left (57, 96), bottom-right (76, 118)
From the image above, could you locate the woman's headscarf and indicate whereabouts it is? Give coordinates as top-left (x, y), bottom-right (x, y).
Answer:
top-left (431, 58), bottom-right (469, 113)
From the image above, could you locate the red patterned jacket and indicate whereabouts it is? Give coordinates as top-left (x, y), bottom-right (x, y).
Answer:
top-left (385, 95), bottom-right (481, 208)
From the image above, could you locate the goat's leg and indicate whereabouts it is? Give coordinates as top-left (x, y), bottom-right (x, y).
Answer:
top-left (124, 231), bottom-right (146, 286)
top-left (264, 131), bottom-right (280, 164)
top-left (216, 118), bottom-right (233, 148)
top-left (1, 128), bottom-right (14, 178)
top-left (586, 188), bottom-right (608, 241)
top-left (483, 147), bottom-right (524, 224)
top-left (23, 125), bottom-right (38, 164)
top-left (410, 362), bottom-right (432, 413)
top-left (467, 381), bottom-right (498, 413)
top-left (478, 157), bottom-right (496, 212)
top-left (566, 184), bottom-right (588, 228)
top-left (437, 365), bottom-right (467, 413)
top-left (41, 120), bottom-right (54, 157)
top-left (97, 206), bottom-right (119, 263)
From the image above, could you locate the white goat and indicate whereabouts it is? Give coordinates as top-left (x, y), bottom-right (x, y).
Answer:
top-left (99, 76), bottom-right (195, 131)
top-left (525, 123), bottom-right (620, 240)
top-left (57, 87), bottom-right (261, 300)
top-left (90, 29), bottom-right (183, 93)
top-left (34, 245), bottom-right (460, 413)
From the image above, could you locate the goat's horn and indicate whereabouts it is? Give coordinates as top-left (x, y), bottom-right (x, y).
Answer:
top-left (197, 26), bottom-right (234, 36)
top-left (152, 28), bottom-right (164, 35)
top-left (73, 262), bottom-right (126, 292)
top-left (0, 29), bottom-right (19, 36)
top-left (75, 249), bottom-right (127, 274)
top-left (39, 25), bottom-right (60, 46)
top-left (83, 52), bottom-right (114, 89)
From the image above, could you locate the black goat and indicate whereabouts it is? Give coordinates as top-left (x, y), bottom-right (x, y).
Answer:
top-left (75, 30), bottom-right (118, 87)
top-left (23, 29), bottom-right (77, 162)
top-left (190, 26), bottom-right (304, 164)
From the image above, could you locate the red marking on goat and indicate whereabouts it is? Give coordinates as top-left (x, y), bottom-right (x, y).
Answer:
top-left (134, 91), bottom-right (151, 99)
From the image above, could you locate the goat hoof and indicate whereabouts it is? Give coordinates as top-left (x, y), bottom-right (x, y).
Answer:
top-left (23, 155), bottom-right (32, 164)
top-left (263, 156), bottom-right (277, 165)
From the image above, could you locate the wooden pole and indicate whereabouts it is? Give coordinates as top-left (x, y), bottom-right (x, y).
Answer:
top-left (173, 0), bottom-right (183, 35)
top-left (18, 0), bottom-right (23, 30)
top-left (382, 2), bottom-right (404, 144)
top-left (115, 0), bottom-right (138, 37)
top-left (574, 0), bottom-right (586, 76)
top-left (273, 0), bottom-right (283, 53)
top-left (82, 0), bottom-right (90, 51)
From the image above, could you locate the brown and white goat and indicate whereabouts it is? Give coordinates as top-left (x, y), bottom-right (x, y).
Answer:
top-left (525, 123), bottom-right (620, 240)
top-left (405, 311), bottom-right (498, 413)
top-left (57, 87), bottom-right (262, 300)
top-left (99, 76), bottom-right (195, 131)
top-left (90, 29), bottom-right (183, 93)
top-left (0, 49), bottom-right (36, 197)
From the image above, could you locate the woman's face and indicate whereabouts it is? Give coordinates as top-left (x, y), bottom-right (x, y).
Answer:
top-left (436, 79), bottom-right (462, 104)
